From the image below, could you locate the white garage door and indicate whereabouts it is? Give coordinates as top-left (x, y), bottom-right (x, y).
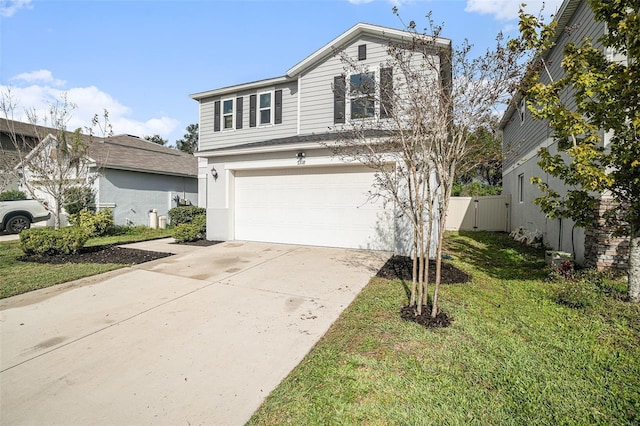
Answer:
top-left (234, 165), bottom-right (394, 250)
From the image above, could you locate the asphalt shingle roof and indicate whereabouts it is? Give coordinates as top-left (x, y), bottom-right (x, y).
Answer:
top-left (1, 118), bottom-right (197, 177)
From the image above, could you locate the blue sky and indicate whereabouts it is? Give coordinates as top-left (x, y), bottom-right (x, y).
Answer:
top-left (0, 0), bottom-right (562, 145)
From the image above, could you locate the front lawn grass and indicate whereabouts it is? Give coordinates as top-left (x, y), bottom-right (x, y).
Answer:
top-left (249, 231), bottom-right (640, 425)
top-left (0, 227), bottom-right (173, 299)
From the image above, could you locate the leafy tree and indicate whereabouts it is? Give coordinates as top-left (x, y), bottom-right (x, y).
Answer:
top-left (63, 186), bottom-right (95, 216)
top-left (514, 0), bottom-right (639, 302)
top-left (175, 123), bottom-right (198, 154)
top-left (144, 134), bottom-right (168, 146)
top-left (456, 123), bottom-right (503, 187)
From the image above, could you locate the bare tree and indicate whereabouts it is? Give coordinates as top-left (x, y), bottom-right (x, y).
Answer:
top-left (1, 90), bottom-right (112, 228)
top-left (331, 14), bottom-right (527, 318)
top-left (329, 20), bottom-right (450, 317)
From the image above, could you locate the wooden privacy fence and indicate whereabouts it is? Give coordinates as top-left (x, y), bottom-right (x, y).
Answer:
top-left (445, 194), bottom-right (511, 232)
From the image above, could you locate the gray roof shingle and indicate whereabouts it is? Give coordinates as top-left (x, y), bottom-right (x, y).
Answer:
top-left (1, 118), bottom-right (197, 177)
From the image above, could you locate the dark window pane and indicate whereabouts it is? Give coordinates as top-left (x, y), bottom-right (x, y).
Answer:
top-left (223, 100), bottom-right (233, 114)
top-left (223, 115), bottom-right (233, 129)
top-left (351, 98), bottom-right (374, 118)
top-left (260, 93), bottom-right (271, 109)
top-left (260, 109), bottom-right (271, 124)
top-left (350, 72), bottom-right (375, 96)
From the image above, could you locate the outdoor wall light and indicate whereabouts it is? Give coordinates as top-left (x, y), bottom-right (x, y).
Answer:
top-left (297, 151), bottom-right (306, 165)
top-left (211, 165), bottom-right (219, 181)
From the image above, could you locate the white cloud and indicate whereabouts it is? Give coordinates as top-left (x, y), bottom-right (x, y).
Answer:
top-left (2, 70), bottom-right (179, 140)
top-left (11, 70), bottom-right (66, 87)
top-left (465, 0), bottom-right (564, 21)
top-left (0, 0), bottom-right (32, 17)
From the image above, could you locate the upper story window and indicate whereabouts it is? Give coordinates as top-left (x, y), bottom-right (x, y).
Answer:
top-left (519, 98), bottom-right (526, 125)
top-left (350, 72), bottom-right (375, 119)
top-left (334, 68), bottom-right (392, 124)
top-left (215, 90), bottom-right (282, 132)
top-left (223, 99), bottom-right (234, 130)
top-left (259, 93), bottom-right (272, 125)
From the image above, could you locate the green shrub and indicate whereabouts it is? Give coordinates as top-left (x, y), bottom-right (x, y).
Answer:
top-left (172, 214), bottom-right (206, 243)
top-left (452, 182), bottom-right (502, 197)
top-left (0, 190), bottom-right (27, 201)
top-left (20, 226), bottom-right (89, 255)
top-left (69, 209), bottom-right (114, 237)
top-left (63, 187), bottom-right (95, 215)
top-left (168, 206), bottom-right (206, 226)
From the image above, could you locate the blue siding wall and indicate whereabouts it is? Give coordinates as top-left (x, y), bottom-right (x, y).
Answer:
top-left (99, 169), bottom-right (198, 226)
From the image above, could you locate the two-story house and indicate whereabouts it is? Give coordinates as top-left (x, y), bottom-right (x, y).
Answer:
top-left (501, 0), bottom-right (628, 269)
top-left (191, 23), bottom-right (451, 254)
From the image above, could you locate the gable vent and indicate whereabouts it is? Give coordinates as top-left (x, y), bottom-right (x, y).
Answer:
top-left (358, 44), bottom-right (366, 60)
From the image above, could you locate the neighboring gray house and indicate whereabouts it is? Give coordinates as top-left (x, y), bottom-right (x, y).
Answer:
top-left (500, 0), bottom-right (628, 269)
top-left (88, 134), bottom-right (198, 225)
top-left (1, 118), bottom-right (198, 226)
top-left (191, 23), bottom-right (451, 254)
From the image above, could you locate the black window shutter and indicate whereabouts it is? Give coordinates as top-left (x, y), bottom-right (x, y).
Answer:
top-left (333, 75), bottom-right (345, 124)
top-left (249, 94), bottom-right (257, 127)
top-left (358, 44), bottom-right (367, 61)
top-left (236, 97), bottom-right (243, 129)
top-left (380, 67), bottom-right (393, 118)
top-left (214, 100), bottom-right (221, 132)
top-left (274, 90), bottom-right (283, 124)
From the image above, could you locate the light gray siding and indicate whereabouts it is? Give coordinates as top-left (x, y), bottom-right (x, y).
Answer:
top-left (98, 169), bottom-right (197, 226)
top-left (503, 0), bottom-right (604, 169)
top-left (501, 0), bottom-right (605, 265)
top-left (198, 80), bottom-right (298, 151)
top-left (197, 33), bottom-right (432, 151)
top-left (503, 139), bottom-right (585, 264)
top-left (299, 35), bottom-right (391, 134)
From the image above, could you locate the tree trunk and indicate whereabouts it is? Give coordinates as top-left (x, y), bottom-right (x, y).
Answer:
top-left (410, 227), bottom-right (418, 307)
top-left (431, 217), bottom-right (444, 318)
top-left (629, 233), bottom-right (640, 303)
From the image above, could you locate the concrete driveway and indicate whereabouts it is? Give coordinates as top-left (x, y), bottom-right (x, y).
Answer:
top-left (0, 239), bottom-right (389, 425)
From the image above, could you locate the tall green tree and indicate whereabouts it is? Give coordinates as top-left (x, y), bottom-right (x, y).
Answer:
top-left (144, 134), bottom-right (168, 146)
top-left (515, 0), bottom-right (639, 302)
top-left (456, 121), bottom-right (503, 188)
top-left (175, 123), bottom-right (198, 154)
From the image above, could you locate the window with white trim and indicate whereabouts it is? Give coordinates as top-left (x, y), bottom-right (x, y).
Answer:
top-left (222, 99), bottom-right (234, 130)
top-left (519, 98), bottom-right (526, 125)
top-left (259, 92), bottom-right (272, 125)
top-left (350, 72), bottom-right (375, 119)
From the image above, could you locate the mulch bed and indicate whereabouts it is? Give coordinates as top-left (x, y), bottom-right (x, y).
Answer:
top-left (18, 239), bottom-right (224, 265)
top-left (377, 256), bottom-right (469, 329)
top-left (376, 255), bottom-right (471, 284)
top-left (18, 245), bottom-right (172, 265)
top-left (400, 304), bottom-right (453, 328)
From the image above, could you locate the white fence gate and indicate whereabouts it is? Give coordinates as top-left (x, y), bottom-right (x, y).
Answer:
top-left (445, 194), bottom-right (511, 232)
